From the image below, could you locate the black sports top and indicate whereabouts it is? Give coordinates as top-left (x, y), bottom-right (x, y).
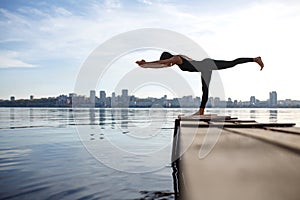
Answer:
top-left (177, 56), bottom-right (198, 72)
top-left (177, 56), bottom-right (216, 72)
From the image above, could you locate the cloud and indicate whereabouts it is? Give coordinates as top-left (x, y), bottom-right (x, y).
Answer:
top-left (104, 0), bottom-right (122, 10)
top-left (0, 51), bottom-right (36, 68)
top-left (1, 0), bottom-right (299, 65)
top-left (1, 1), bottom-right (185, 67)
top-left (137, 0), bottom-right (153, 5)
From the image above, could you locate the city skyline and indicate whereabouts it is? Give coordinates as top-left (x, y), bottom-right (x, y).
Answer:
top-left (1, 1), bottom-right (300, 101)
top-left (3, 89), bottom-right (299, 104)
top-left (2, 89), bottom-right (300, 108)
top-left (0, 90), bottom-right (284, 102)
top-left (2, 91), bottom-right (288, 102)
top-left (0, 87), bottom-right (291, 103)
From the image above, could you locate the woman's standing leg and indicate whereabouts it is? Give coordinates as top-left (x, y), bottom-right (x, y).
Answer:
top-left (194, 71), bottom-right (212, 115)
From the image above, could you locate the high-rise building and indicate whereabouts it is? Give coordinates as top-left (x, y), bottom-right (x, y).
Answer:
top-left (111, 92), bottom-right (117, 107)
top-left (90, 90), bottom-right (96, 106)
top-left (10, 96), bottom-right (15, 101)
top-left (100, 91), bottom-right (106, 99)
top-left (122, 89), bottom-right (128, 97)
top-left (213, 97), bottom-right (220, 107)
top-left (227, 98), bottom-right (233, 107)
top-left (178, 95), bottom-right (193, 107)
top-left (233, 100), bottom-right (238, 107)
top-left (250, 96), bottom-right (256, 106)
top-left (30, 95), bottom-right (34, 100)
top-left (99, 90), bottom-right (106, 107)
top-left (207, 97), bottom-right (214, 107)
top-left (195, 97), bottom-right (201, 107)
top-left (269, 91), bottom-right (277, 107)
top-left (121, 89), bottom-right (129, 107)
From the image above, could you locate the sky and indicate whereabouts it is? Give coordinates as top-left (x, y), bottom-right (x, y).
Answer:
top-left (1, 0), bottom-right (300, 101)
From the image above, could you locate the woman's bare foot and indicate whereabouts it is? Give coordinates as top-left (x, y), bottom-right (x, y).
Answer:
top-left (135, 60), bottom-right (146, 66)
top-left (193, 108), bottom-right (204, 115)
top-left (254, 57), bottom-right (264, 70)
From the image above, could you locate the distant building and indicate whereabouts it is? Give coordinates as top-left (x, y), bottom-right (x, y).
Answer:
top-left (207, 97), bottom-right (214, 107)
top-left (180, 95), bottom-right (193, 107)
top-left (122, 89), bottom-right (128, 97)
top-left (100, 91), bottom-right (106, 99)
top-left (90, 90), bottom-right (96, 106)
top-left (111, 92), bottom-right (117, 107)
top-left (269, 91), bottom-right (277, 107)
top-left (69, 93), bottom-right (76, 98)
top-left (233, 100), bottom-right (238, 107)
top-left (4, 88), bottom-right (300, 108)
top-left (120, 89), bottom-right (129, 107)
top-left (99, 90), bottom-right (106, 107)
top-left (195, 97), bottom-right (201, 107)
top-left (57, 95), bottom-right (68, 106)
top-left (227, 98), bottom-right (233, 107)
top-left (250, 96), bottom-right (256, 106)
top-left (284, 99), bottom-right (292, 107)
top-left (68, 93), bottom-right (76, 105)
top-left (214, 97), bottom-right (221, 107)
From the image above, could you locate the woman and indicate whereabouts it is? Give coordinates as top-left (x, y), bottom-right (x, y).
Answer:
top-left (136, 52), bottom-right (264, 115)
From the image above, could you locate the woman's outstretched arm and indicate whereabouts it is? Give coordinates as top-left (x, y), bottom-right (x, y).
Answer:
top-left (136, 56), bottom-right (182, 68)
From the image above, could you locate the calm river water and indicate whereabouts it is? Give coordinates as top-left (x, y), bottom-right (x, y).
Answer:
top-left (0, 108), bottom-right (299, 199)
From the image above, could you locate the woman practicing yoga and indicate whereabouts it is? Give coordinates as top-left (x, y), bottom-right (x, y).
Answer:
top-left (136, 52), bottom-right (264, 115)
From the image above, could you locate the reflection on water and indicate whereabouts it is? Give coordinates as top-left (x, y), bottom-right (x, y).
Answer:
top-left (0, 108), bottom-right (180, 200)
top-left (9, 108), bottom-right (14, 128)
top-left (269, 110), bottom-right (278, 122)
top-left (0, 108), bottom-right (300, 199)
top-left (111, 109), bottom-right (116, 129)
top-left (250, 110), bottom-right (256, 119)
top-left (121, 109), bottom-right (128, 130)
top-left (29, 108), bottom-right (33, 122)
top-left (89, 108), bottom-right (96, 125)
top-left (99, 108), bottom-right (105, 126)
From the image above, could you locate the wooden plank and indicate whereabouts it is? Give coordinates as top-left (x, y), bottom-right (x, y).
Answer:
top-left (225, 128), bottom-right (300, 153)
top-left (180, 120), bottom-right (208, 126)
top-left (209, 121), bottom-right (260, 126)
top-left (266, 127), bottom-right (300, 135)
top-left (261, 123), bottom-right (296, 127)
top-left (180, 122), bottom-right (295, 128)
top-left (178, 126), bottom-right (300, 200)
top-left (225, 119), bottom-right (257, 123)
top-left (179, 115), bottom-right (234, 122)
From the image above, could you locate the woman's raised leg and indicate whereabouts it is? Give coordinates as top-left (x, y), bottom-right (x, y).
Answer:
top-left (213, 57), bottom-right (264, 70)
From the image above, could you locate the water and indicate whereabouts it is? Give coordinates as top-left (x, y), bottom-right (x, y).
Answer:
top-left (0, 108), bottom-right (299, 200)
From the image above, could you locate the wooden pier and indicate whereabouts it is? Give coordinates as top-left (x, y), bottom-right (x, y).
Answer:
top-left (172, 115), bottom-right (300, 200)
